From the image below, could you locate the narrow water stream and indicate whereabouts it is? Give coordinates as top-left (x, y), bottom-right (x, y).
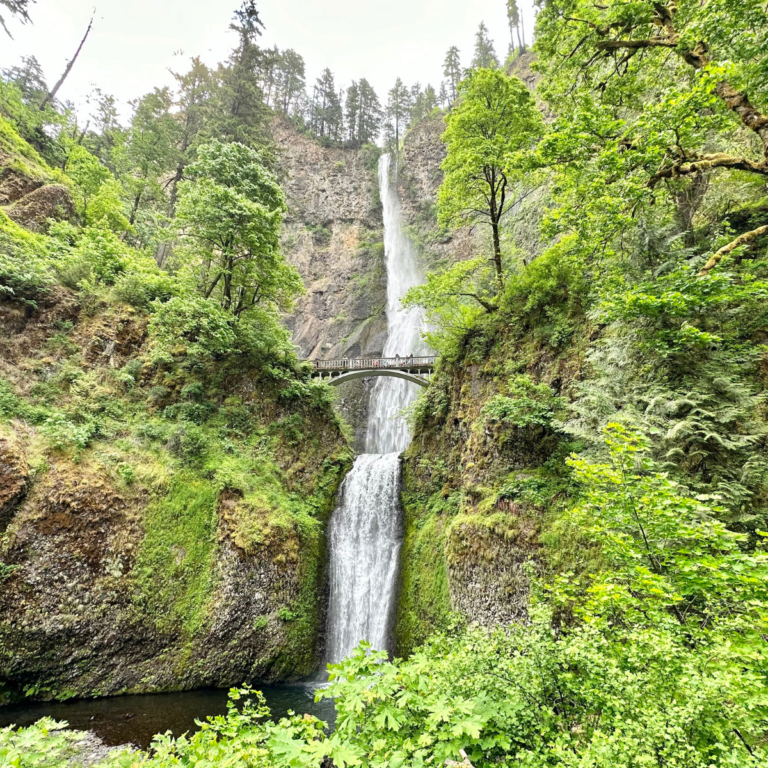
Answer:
top-left (325, 153), bottom-right (429, 663)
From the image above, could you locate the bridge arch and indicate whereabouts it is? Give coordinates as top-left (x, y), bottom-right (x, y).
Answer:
top-left (320, 369), bottom-right (430, 388)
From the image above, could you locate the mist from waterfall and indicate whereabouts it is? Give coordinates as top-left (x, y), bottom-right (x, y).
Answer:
top-left (324, 154), bottom-right (429, 665)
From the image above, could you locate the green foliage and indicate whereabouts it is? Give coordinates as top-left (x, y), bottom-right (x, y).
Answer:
top-left (439, 68), bottom-right (543, 288)
top-left (482, 374), bottom-right (565, 429)
top-left (175, 139), bottom-right (302, 318)
top-left (133, 477), bottom-right (219, 636)
top-left (0, 211), bottom-right (53, 305)
top-left (0, 718), bottom-right (92, 768)
top-left (148, 295), bottom-right (238, 363)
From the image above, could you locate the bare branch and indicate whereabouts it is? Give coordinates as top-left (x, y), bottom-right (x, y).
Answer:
top-left (40, 12), bottom-right (94, 111)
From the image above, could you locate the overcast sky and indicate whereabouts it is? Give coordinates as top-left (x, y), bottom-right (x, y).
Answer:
top-left (0, 0), bottom-right (536, 120)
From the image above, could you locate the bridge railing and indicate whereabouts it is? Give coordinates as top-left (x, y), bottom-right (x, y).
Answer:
top-left (312, 356), bottom-right (436, 371)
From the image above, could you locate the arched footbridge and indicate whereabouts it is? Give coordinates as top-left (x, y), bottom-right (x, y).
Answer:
top-left (310, 356), bottom-right (436, 387)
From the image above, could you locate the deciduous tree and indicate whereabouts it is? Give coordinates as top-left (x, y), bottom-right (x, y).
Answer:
top-left (439, 69), bottom-right (542, 290)
top-left (175, 140), bottom-right (302, 318)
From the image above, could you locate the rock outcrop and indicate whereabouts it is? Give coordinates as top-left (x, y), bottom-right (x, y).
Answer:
top-left (274, 120), bottom-right (388, 447)
top-left (5, 184), bottom-right (75, 233)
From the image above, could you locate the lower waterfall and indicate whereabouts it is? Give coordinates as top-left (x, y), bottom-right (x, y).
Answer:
top-left (324, 154), bottom-right (429, 665)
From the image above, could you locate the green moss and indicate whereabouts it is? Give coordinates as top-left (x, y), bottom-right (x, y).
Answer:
top-left (133, 477), bottom-right (220, 637)
top-left (395, 484), bottom-right (453, 656)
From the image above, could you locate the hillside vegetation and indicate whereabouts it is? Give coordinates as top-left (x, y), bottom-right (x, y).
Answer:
top-left (0, 24), bottom-right (352, 699)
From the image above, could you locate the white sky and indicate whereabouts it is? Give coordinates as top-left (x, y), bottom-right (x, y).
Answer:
top-left (0, 0), bottom-right (536, 121)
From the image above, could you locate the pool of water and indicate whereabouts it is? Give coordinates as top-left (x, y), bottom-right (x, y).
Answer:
top-left (0, 684), bottom-right (334, 750)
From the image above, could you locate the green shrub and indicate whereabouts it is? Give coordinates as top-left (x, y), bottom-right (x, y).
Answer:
top-left (148, 295), bottom-right (237, 363)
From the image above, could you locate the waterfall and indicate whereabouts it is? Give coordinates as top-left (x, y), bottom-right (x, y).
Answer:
top-left (324, 154), bottom-right (429, 665)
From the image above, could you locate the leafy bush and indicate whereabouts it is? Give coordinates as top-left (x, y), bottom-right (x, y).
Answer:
top-left (0, 211), bottom-right (53, 305)
top-left (148, 295), bottom-right (237, 364)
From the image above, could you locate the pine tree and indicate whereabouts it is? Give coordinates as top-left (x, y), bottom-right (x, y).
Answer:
top-left (213, 0), bottom-right (269, 146)
top-left (443, 46), bottom-right (462, 102)
top-left (276, 49), bottom-right (305, 116)
top-left (472, 22), bottom-right (499, 69)
top-left (357, 78), bottom-right (382, 145)
top-left (0, 0), bottom-right (32, 37)
top-left (438, 82), bottom-right (449, 108)
top-left (386, 77), bottom-right (412, 149)
top-left (506, 0), bottom-right (524, 53)
top-left (411, 84), bottom-right (438, 124)
top-left (311, 68), bottom-right (342, 141)
top-left (345, 81), bottom-right (361, 145)
top-left (1, 55), bottom-right (47, 101)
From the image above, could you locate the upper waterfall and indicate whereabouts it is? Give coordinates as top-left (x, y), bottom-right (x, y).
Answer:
top-left (366, 154), bottom-right (431, 454)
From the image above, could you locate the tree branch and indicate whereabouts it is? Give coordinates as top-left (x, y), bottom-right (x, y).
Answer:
top-left (650, 153), bottom-right (768, 186)
top-left (699, 224), bottom-right (768, 276)
top-left (459, 292), bottom-right (498, 313)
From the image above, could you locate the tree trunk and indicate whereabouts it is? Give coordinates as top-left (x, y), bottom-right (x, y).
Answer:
top-left (40, 15), bottom-right (94, 111)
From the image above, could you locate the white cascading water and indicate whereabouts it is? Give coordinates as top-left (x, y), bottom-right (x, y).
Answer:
top-left (325, 154), bottom-right (430, 665)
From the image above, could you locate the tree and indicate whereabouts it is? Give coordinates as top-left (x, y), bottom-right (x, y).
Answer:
top-left (125, 87), bottom-right (180, 226)
top-left (311, 68), bottom-right (343, 141)
top-left (1, 55), bottom-right (47, 101)
top-left (155, 56), bottom-right (214, 266)
top-left (535, 0), bottom-right (768, 277)
top-left (442, 46), bottom-right (462, 102)
top-left (385, 77), bottom-right (412, 149)
top-left (506, 0), bottom-right (524, 53)
top-left (439, 69), bottom-right (543, 290)
top-left (471, 22), bottom-right (499, 70)
top-left (175, 140), bottom-right (302, 318)
top-left (356, 79), bottom-right (383, 145)
top-left (0, 0), bottom-right (32, 38)
top-left (212, 0), bottom-right (270, 147)
top-left (438, 82), bottom-right (449, 108)
top-left (412, 84), bottom-right (438, 124)
top-left (345, 81), bottom-right (360, 145)
top-left (275, 49), bottom-right (305, 116)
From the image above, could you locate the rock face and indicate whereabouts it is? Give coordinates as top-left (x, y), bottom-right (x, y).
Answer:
top-left (274, 120), bottom-right (388, 448)
top-left (275, 119), bottom-right (387, 362)
top-left (0, 289), bottom-right (350, 703)
top-left (5, 184), bottom-right (75, 233)
top-left (0, 430), bottom-right (29, 532)
top-left (0, 458), bottom-right (338, 699)
top-left (397, 116), bottom-right (479, 271)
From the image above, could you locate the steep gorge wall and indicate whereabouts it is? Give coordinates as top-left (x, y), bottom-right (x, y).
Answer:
top-left (274, 120), bottom-right (387, 448)
top-left (391, 113), bottom-right (568, 654)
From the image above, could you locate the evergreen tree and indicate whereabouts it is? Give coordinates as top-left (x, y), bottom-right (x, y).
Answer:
top-left (345, 80), bottom-right (361, 144)
top-left (471, 22), bottom-right (499, 69)
top-left (0, 0), bottom-right (32, 37)
top-left (212, 0), bottom-right (269, 146)
top-left (438, 81), bottom-right (449, 108)
top-left (311, 68), bottom-right (343, 141)
top-left (442, 46), bottom-right (462, 102)
top-left (506, 0), bottom-right (524, 53)
top-left (1, 55), bottom-right (47, 102)
top-left (386, 77), bottom-right (412, 149)
top-left (411, 84), bottom-right (438, 124)
top-left (356, 78), bottom-right (382, 145)
top-left (275, 49), bottom-right (305, 116)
